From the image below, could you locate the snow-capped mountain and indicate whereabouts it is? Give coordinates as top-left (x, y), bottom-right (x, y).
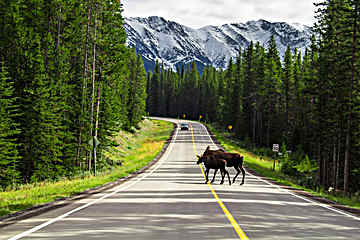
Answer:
top-left (124, 16), bottom-right (313, 72)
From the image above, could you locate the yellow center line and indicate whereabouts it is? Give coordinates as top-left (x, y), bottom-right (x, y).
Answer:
top-left (191, 124), bottom-right (249, 240)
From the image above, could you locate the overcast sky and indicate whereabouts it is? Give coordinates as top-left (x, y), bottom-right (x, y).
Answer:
top-left (122, 0), bottom-right (322, 29)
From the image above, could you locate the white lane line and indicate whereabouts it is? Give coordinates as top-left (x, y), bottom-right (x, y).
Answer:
top-left (176, 134), bottom-right (215, 137)
top-left (8, 124), bottom-right (179, 240)
top-left (197, 122), bottom-right (360, 222)
top-left (249, 173), bottom-right (360, 221)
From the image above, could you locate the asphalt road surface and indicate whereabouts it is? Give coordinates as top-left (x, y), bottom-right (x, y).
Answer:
top-left (1, 118), bottom-right (360, 240)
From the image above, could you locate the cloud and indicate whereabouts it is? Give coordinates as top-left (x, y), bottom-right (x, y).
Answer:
top-left (122, 0), bottom-right (321, 28)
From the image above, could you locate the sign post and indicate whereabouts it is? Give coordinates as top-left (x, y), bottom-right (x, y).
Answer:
top-left (272, 144), bottom-right (279, 171)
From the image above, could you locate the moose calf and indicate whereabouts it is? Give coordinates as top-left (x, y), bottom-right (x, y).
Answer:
top-left (196, 155), bottom-right (231, 185)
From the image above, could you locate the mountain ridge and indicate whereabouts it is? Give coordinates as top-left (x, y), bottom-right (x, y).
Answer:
top-left (124, 16), bottom-right (313, 72)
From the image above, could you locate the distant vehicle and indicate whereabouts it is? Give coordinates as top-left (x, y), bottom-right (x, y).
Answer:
top-left (180, 123), bottom-right (189, 130)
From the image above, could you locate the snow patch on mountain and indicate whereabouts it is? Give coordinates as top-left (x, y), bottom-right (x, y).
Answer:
top-left (124, 16), bottom-right (313, 72)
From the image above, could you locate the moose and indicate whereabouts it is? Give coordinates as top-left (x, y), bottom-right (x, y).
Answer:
top-left (196, 154), bottom-right (231, 185)
top-left (200, 146), bottom-right (246, 185)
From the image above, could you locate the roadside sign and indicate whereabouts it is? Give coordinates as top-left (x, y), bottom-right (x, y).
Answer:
top-left (228, 125), bottom-right (233, 131)
top-left (272, 144), bottom-right (279, 171)
top-left (272, 144), bottom-right (279, 152)
top-left (183, 114), bottom-right (186, 119)
top-left (199, 115), bottom-right (203, 120)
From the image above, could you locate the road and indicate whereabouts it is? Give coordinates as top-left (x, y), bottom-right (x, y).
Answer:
top-left (1, 118), bottom-right (360, 240)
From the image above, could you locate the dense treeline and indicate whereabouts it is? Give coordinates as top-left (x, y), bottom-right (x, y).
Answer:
top-left (0, 0), bottom-right (147, 188)
top-left (146, 0), bottom-right (360, 196)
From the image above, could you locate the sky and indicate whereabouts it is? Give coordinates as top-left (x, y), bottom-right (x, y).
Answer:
top-left (121, 0), bottom-right (322, 29)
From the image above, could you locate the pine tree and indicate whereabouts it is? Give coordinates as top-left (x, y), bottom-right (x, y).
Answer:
top-left (0, 0), bottom-right (135, 183)
top-left (216, 69), bottom-right (226, 124)
top-left (282, 46), bottom-right (294, 146)
top-left (204, 67), bottom-right (218, 122)
top-left (292, 49), bottom-right (305, 148)
top-left (264, 36), bottom-right (282, 147)
top-left (149, 62), bottom-right (161, 116)
top-left (253, 43), bottom-right (266, 145)
top-left (313, 0), bottom-right (360, 193)
top-left (127, 49), bottom-right (147, 129)
top-left (223, 57), bottom-right (235, 126)
top-left (243, 43), bottom-right (257, 140)
top-left (0, 61), bottom-right (21, 187)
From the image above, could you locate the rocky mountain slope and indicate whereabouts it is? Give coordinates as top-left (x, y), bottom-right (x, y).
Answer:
top-left (124, 16), bottom-right (312, 72)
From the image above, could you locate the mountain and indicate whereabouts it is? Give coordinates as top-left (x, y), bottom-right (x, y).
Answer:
top-left (124, 16), bottom-right (313, 72)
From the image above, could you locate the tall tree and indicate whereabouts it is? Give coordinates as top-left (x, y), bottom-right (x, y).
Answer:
top-left (0, 61), bottom-right (20, 187)
top-left (127, 49), bottom-right (147, 129)
top-left (281, 46), bottom-right (294, 146)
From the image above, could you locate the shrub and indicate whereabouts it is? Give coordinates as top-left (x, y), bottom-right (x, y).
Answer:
top-left (295, 155), bottom-right (318, 174)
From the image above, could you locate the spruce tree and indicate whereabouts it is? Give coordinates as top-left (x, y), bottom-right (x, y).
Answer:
top-left (0, 61), bottom-right (20, 187)
top-left (243, 43), bottom-right (256, 140)
top-left (264, 36), bottom-right (282, 146)
top-left (127, 49), bottom-right (147, 129)
top-left (149, 62), bottom-right (161, 116)
top-left (253, 43), bottom-right (266, 145)
top-left (282, 46), bottom-right (294, 146)
top-left (223, 57), bottom-right (235, 127)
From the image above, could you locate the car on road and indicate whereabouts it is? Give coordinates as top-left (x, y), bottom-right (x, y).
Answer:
top-left (180, 123), bottom-right (189, 130)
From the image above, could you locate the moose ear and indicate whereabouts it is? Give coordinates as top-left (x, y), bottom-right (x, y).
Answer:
top-left (206, 146), bottom-right (210, 151)
top-left (197, 155), bottom-right (201, 159)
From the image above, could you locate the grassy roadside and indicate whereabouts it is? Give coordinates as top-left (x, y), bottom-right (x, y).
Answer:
top-left (207, 124), bottom-right (360, 210)
top-left (0, 119), bottom-right (174, 218)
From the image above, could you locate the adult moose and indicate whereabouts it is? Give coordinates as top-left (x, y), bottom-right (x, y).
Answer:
top-left (202, 146), bottom-right (246, 185)
top-left (196, 155), bottom-right (231, 185)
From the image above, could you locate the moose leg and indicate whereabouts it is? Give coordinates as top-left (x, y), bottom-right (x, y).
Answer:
top-left (205, 168), bottom-right (210, 183)
top-left (224, 168), bottom-right (231, 185)
top-left (211, 169), bottom-right (218, 183)
top-left (219, 168), bottom-right (225, 184)
top-left (232, 166), bottom-right (241, 183)
top-left (240, 166), bottom-right (246, 185)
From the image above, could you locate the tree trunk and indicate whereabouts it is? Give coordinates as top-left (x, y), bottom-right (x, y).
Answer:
top-left (89, 6), bottom-right (97, 173)
top-left (344, 121), bottom-right (351, 195)
top-left (336, 137), bottom-right (340, 191)
top-left (93, 81), bottom-right (101, 176)
top-left (266, 119), bottom-right (270, 147)
top-left (317, 141), bottom-right (322, 192)
top-left (76, 4), bottom-right (91, 167)
top-left (252, 109), bottom-right (256, 145)
top-left (344, 1), bottom-right (358, 196)
top-left (332, 142), bottom-right (337, 191)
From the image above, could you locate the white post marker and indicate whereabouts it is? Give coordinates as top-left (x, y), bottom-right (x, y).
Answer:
top-left (272, 144), bottom-right (279, 152)
top-left (272, 144), bottom-right (279, 170)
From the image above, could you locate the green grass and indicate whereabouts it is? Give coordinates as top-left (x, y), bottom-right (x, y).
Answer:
top-left (207, 124), bottom-right (360, 210)
top-left (0, 119), bottom-right (174, 218)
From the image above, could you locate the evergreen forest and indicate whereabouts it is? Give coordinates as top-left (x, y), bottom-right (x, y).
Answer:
top-left (1, 0), bottom-right (360, 199)
top-left (0, 0), bottom-right (147, 187)
top-left (146, 1), bottom-right (360, 196)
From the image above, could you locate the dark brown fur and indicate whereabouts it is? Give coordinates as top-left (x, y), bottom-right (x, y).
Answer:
top-left (203, 146), bottom-right (246, 185)
top-left (196, 155), bottom-right (231, 185)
